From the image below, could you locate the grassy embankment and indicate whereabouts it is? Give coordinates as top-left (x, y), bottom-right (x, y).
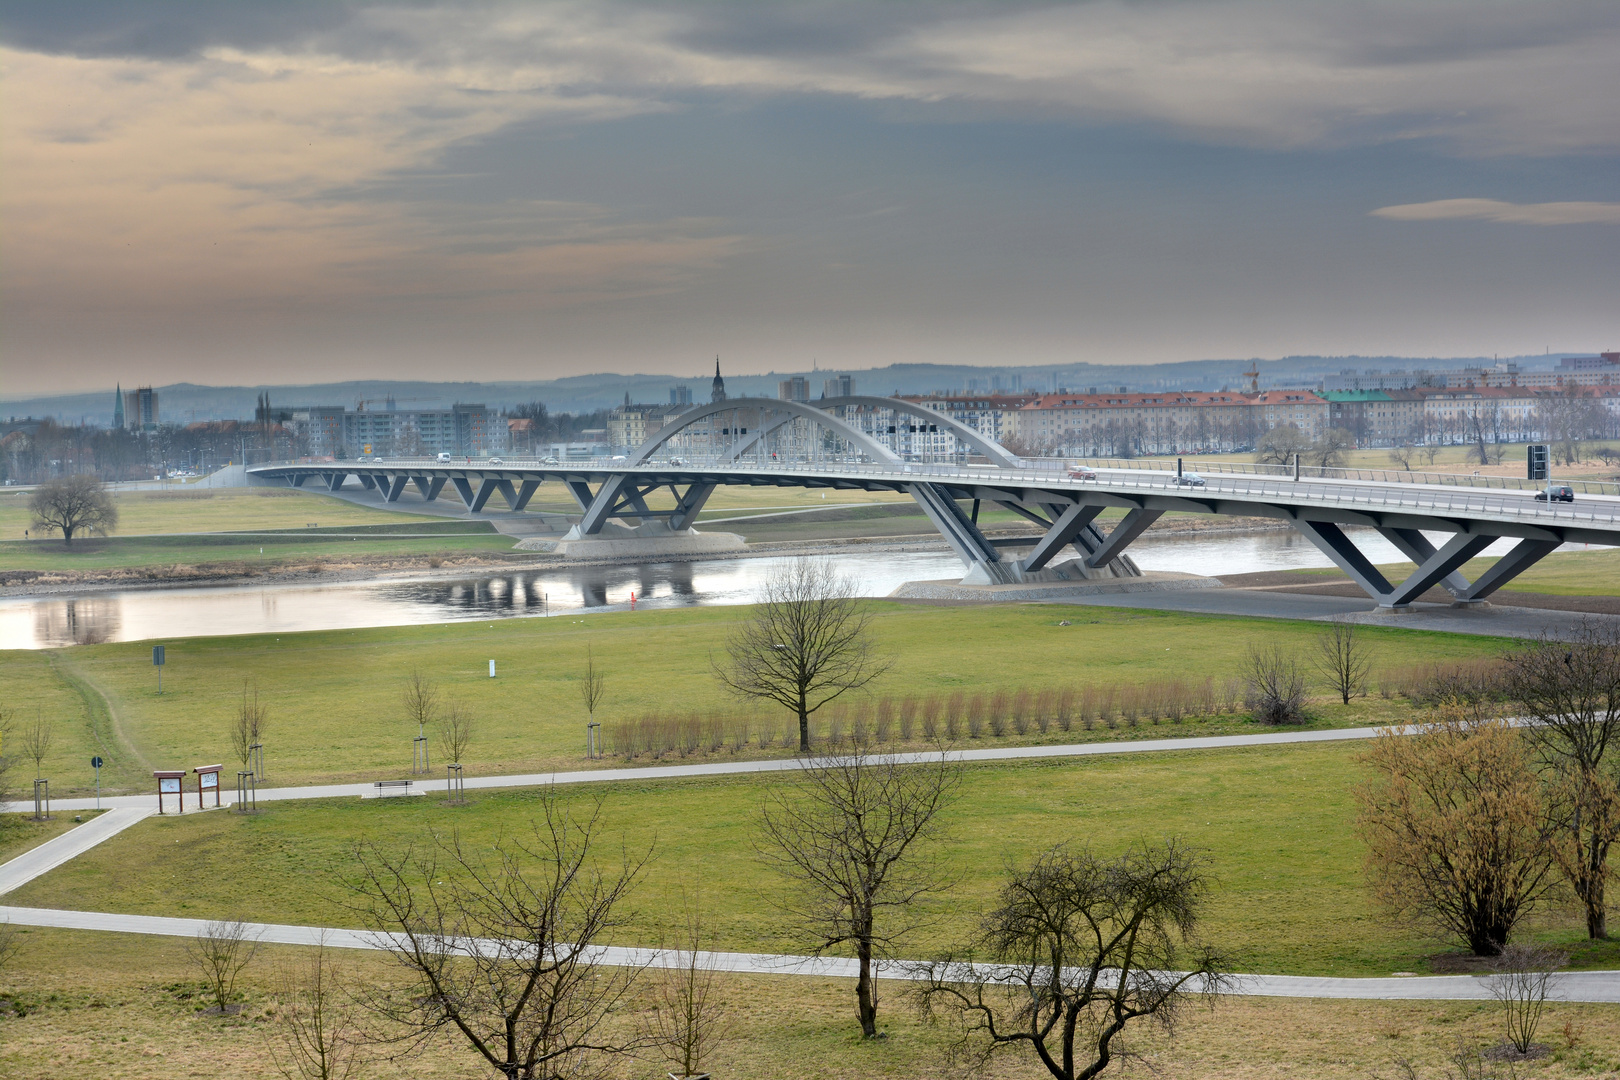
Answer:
top-left (25, 741), bottom-right (1618, 979)
top-left (0, 603), bottom-right (1509, 796)
top-left (0, 488), bottom-right (516, 574)
top-left (5, 928), bottom-right (1618, 1079)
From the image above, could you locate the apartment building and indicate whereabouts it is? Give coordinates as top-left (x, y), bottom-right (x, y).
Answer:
top-left (1011, 390), bottom-right (1330, 456)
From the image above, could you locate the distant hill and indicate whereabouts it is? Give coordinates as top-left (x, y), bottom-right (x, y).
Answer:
top-left (3, 354), bottom-right (1580, 426)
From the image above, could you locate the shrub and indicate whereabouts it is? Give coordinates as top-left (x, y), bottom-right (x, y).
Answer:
top-left (1245, 644), bottom-right (1307, 725)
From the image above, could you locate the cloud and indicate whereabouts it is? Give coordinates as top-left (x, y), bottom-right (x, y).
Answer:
top-left (1372, 199), bottom-right (1620, 225)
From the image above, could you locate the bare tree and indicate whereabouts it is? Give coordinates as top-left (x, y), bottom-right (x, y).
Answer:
top-left (1244, 644), bottom-right (1307, 724)
top-left (437, 702), bottom-right (474, 767)
top-left (349, 794), bottom-right (650, 1080)
top-left (19, 709), bottom-right (54, 780)
top-left (1388, 445), bottom-right (1416, 472)
top-left (0, 921), bottom-right (20, 977)
top-left (915, 839), bottom-right (1229, 1080)
top-left (645, 897), bottom-right (730, 1080)
top-left (1310, 427), bottom-right (1354, 470)
top-left (759, 746), bottom-right (958, 1037)
top-left (28, 474), bottom-right (117, 545)
top-left (0, 706), bottom-right (15, 807)
top-left (231, 682), bottom-right (270, 777)
top-left (714, 559), bottom-right (891, 753)
top-left (1316, 620), bottom-right (1372, 706)
top-left (188, 918), bottom-right (261, 1015)
top-left (1486, 943), bottom-right (1564, 1057)
top-left (402, 670), bottom-right (439, 740)
top-left (1504, 621), bottom-right (1620, 938)
top-left (1356, 707), bottom-right (1557, 956)
top-left (579, 647), bottom-right (606, 728)
top-left (272, 936), bottom-right (367, 1080)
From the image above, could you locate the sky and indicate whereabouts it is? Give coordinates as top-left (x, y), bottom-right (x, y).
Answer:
top-left (3, 0), bottom-right (1618, 397)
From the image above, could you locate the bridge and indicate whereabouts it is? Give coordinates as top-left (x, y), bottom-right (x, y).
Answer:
top-left (248, 396), bottom-right (1620, 610)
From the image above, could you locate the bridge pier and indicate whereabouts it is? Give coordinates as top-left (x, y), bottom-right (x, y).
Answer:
top-left (1294, 521), bottom-right (1559, 609)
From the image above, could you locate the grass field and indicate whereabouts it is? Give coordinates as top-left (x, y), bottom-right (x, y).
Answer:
top-left (0, 531), bottom-right (519, 575)
top-left (4, 928), bottom-right (1616, 1080)
top-left (0, 487), bottom-right (442, 539)
top-left (0, 602), bottom-right (1508, 796)
top-left (16, 743), bottom-right (1615, 979)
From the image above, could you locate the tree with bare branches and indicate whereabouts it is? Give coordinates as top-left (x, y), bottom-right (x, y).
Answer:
top-left (402, 670), bottom-right (439, 741)
top-left (1504, 621), bottom-right (1620, 939)
top-left (28, 474), bottom-right (117, 545)
top-left (645, 897), bottom-right (730, 1080)
top-left (579, 647), bottom-right (606, 729)
top-left (187, 918), bottom-right (261, 1015)
top-left (272, 936), bottom-right (367, 1080)
top-left (348, 794), bottom-right (650, 1080)
top-left (1316, 620), bottom-right (1372, 706)
top-left (1244, 643), bottom-right (1306, 724)
top-left (437, 703), bottom-right (474, 768)
top-left (19, 709), bottom-right (54, 780)
top-left (714, 560), bottom-right (891, 753)
top-left (0, 706), bottom-right (13, 809)
top-left (915, 839), bottom-right (1229, 1080)
top-left (1487, 943), bottom-right (1565, 1057)
top-left (232, 683), bottom-right (269, 777)
top-left (1356, 707), bottom-right (1556, 956)
top-left (759, 745), bottom-right (958, 1037)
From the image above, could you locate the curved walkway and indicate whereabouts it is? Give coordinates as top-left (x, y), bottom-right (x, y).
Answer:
top-left (3, 725), bottom-right (1387, 814)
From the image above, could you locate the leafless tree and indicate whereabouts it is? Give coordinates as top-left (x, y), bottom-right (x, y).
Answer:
top-left (402, 670), bottom-right (439, 739)
top-left (1255, 424), bottom-right (1313, 466)
top-left (437, 702), bottom-right (474, 767)
top-left (19, 709), bottom-right (54, 780)
top-left (914, 839), bottom-right (1229, 1080)
top-left (187, 918), bottom-right (261, 1015)
top-left (1504, 621), bottom-right (1620, 939)
top-left (232, 682), bottom-right (270, 776)
top-left (1388, 445), bottom-right (1416, 471)
top-left (0, 921), bottom-right (20, 976)
top-left (1316, 620), bottom-right (1372, 706)
top-left (759, 746), bottom-right (958, 1037)
top-left (714, 559), bottom-right (891, 753)
top-left (0, 706), bottom-right (15, 807)
top-left (579, 647), bottom-right (606, 727)
top-left (1310, 427), bottom-right (1355, 470)
top-left (645, 897), bottom-right (730, 1080)
top-left (272, 936), bottom-right (367, 1080)
top-left (1486, 943), bottom-right (1564, 1056)
top-left (1244, 644), bottom-right (1307, 724)
top-left (348, 794), bottom-right (651, 1080)
top-left (28, 474), bottom-right (117, 545)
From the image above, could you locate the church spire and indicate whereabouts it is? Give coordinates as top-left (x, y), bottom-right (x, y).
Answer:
top-left (710, 357), bottom-right (727, 403)
top-left (113, 383), bottom-right (125, 429)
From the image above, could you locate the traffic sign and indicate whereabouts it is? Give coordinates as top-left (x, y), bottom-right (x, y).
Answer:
top-left (91, 756), bottom-right (103, 769)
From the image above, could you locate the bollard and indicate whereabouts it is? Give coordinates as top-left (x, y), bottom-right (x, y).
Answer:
top-left (489, 659), bottom-right (496, 678)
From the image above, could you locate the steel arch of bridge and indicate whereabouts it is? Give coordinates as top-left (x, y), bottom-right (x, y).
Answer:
top-left (564, 397), bottom-right (1127, 582)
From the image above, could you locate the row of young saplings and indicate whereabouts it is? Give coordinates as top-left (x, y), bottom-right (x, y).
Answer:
top-left (603, 661), bottom-right (1478, 760)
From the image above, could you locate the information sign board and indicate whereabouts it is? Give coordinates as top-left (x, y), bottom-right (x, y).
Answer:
top-left (200, 772), bottom-right (218, 790)
top-left (159, 777), bottom-right (181, 794)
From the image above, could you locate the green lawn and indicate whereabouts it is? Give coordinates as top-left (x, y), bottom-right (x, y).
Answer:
top-left (10, 742), bottom-right (1604, 978)
top-left (0, 531), bottom-right (517, 574)
top-left (0, 603), bottom-right (1508, 796)
top-left (0, 487), bottom-right (441, 539)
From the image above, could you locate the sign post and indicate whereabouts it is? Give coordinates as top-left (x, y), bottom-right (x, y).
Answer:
top-left (154, 770), bottom-right (185, 814)
top-left (194, 764), bottom-right (223, 809)
top-left (153, 645), bottom-right (166, 694)
top-left (91, 756), bottom-right (103, 809)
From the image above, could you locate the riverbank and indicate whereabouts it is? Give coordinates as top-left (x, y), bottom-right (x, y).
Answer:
top-left (0, 514), bottom-right (1292, 598)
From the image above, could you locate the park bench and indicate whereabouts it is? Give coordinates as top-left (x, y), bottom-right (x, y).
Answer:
top-left (370, 779), bottom-right (420, 798)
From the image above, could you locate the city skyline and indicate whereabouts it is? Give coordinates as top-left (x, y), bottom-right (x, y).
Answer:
top-left (4, 1), bottom-right (1617, 396)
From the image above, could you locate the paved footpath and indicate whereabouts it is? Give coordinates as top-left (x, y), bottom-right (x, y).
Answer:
top-left (4, 900), bottom-right (1620, 1003)
top-left (2, 725), bottom-right (1387, 814)
top-left (7, 747), bottom-right (1619, 1003)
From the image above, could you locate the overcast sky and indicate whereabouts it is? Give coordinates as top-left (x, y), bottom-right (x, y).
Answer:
top-left (4, 1), bottom-right (1617, 396)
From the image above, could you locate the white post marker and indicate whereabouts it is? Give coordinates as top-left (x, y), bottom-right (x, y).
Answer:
top-left (489, 659), bottom-right (496, 678)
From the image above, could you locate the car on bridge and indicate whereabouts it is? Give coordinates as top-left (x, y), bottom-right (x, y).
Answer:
top-left (437, 452), bottom-right (452, 462)
top-left (1535, 484), bottom-right (1575, 502)
top-left (1171, 472), bottom-right (1207, 487)
top-left (1068, 465), bottom-right (1097, 480)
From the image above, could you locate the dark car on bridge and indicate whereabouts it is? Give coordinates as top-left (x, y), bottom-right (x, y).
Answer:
top-left (1535, 485), bottom-right (1575, 502)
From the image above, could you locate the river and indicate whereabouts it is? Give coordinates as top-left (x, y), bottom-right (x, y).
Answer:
top-left (0, 529), bottom-right (1601, 649)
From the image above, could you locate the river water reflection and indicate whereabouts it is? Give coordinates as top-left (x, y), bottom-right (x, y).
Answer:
top-left (0, 529), bottom-right (1601, 649)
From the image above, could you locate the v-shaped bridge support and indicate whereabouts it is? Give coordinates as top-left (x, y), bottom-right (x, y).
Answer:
top-left (1293, 520), bottom-right (1557, 609)
top-left (571, 477), bottom-right (719, 535)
